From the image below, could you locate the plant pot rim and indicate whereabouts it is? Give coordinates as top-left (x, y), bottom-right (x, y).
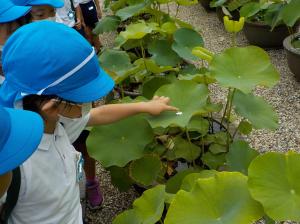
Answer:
top-left (283, 32), bottom-right (300, 55)
top-left (245, 20), bottom-right (286, 29)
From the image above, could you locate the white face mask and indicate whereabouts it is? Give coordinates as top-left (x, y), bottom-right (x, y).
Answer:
top-left (0, 192), bottom-right (7, 206)
top-left (58, 103), bottom-right (92, 124)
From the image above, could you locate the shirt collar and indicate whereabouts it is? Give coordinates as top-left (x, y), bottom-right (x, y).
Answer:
top-left (38, 123), bottom-right (65, 151)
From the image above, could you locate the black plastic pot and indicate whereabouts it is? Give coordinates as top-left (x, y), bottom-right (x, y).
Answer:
top-left (200, 0), bottom-right (214, 12)
top-left (283, 33), bottom-right (300, 81)
top-left (243, 21), bottom-right (292, 48)
top-left (216, 7), bottom-right (240, 22)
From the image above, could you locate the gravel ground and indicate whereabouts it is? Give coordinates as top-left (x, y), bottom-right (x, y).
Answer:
top-left (85, 3), bottom-right (300, 223)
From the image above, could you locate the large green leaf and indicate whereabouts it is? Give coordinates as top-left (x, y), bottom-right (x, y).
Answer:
top-left (165, 172), bottom-right (264, 224)
top-left (210, 46), bottom-right (280, 93)
top-left (233, 90), bottom-right (278, 130)
top-left (202, 151), bottom-right (226, 170)
top-left (148, 39), bottom-right (181, 67)
top-left (134, 58), bottom-right (178, 74)
top-left (120, 21), bottom-right (158, 40)
top-left (129, 155), bottom-right (162, 186)
top-left (142, 76), bottom-right (172, 99)
top-left (187, 115), bottom-right (209, 136)
top-left (87, 115), bottom-right (154, 167)
top-left (116, 1), bottom-right (149, 21)
top-left (281, 0), bottom-right (300, 27)
top-left (173, 136), bottom-right (201, 162)
top-left (108, 166), bottom-right (133, 191)
top-left (226, 140), bottom-right (259, 175)
top-left (113, 209), bottom-right (141, 224)
top-left (147, 80), bottom-right (209, 128)
top-left (240, 2), bottom-right (262, 18)
top-left (172, 28), bottom-right (204, 61)
top-left (166, 169), bottom-right (200, 194)
top-left (180, 170), bottom-right (217, 192)
top-left (248, 151), bottom-right (300, 221)
top-left (176, 0), bottom-right (198, 6)
top-left (99, 49), bottom-right (133, 73)
top-left (93, 16), bottom-right (121, 35)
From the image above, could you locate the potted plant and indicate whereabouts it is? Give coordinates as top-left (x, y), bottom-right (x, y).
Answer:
top-left (282, 0), bottom-right (300, 81)
top-left (240, 0), bottom-right (298, 48)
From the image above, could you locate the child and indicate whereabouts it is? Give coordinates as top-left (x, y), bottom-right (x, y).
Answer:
top-left (0, 105), bottom-right (44, 222)
top-left (56, 0), bottom-right (86, 36)
top-left (79, 0), bottom-right (102, 52)
top-left (0, 0), bottom-right (31, 79)
top-left (11, 0), bottom-right (64, 21)
top-left (0, 21), bottom-right (178, 223)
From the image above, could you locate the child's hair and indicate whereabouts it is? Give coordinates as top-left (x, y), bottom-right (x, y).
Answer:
top-left (4, 14), bottom-right (31, 36)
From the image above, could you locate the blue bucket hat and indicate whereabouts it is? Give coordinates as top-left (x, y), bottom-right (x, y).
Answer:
top-left (0, 0), bottom-right (31, 23)
top-left (0, 21), bottom-right (115, 107)
top-left (0, 106), bottom-right (44, 175)
top-left (11, 0), bottom-right (64, 8)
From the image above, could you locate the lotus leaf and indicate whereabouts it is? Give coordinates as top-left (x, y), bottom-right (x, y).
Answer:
top-left (210, 46), bottom-right (280, 93)
top-left (147, 80), bottom-right (209, 128)
top-left (93, 16), bottom-right (121, 35)
top-left (187, 115), bottom-right (209, 136)
top-left (134, 58), bottom-right (178, 74)
top-left (133, 185), bottom-right (166, 223)
top-left (116, 1), bottom-right (149, 21)
top-left (281, 0), bottom-right (300, 27)
top-left (99, 49), bottom-right (133, 73)
top-left (87, 115), bottom-right (154, 167)
top-left (248, 151), bottom-right (300, 221)
top-left (233, 90), bottom-right (278, 130)
top-left (108, 166), bottom-right (133, 191)
top-left (142, 76), bottom-right (172, 99)
top-left (202, 151), bottom-right (226, 169)
top-left (226, 140), bottom-right (259, 175)
top-left (180, 170), bottom-right (217, 192)
top-left (238, 120), bottom-right (252, 135)
top-left (120, 22), bottom-right (158, 40)
top-left (172, 28), bottom-right (204, 61)
top-left (161, 22), bottom-right (178, 34)
top-left (129, 155), bottom-right (162, 186)
top-left (209, 143), bottom-right (227, 154)
top-left (173, 136), bottom-right (201, 162)
top-left (148, 39), bottom-right (181, 67)
top-left (166, 169), bottom-right (200, 194)
top-left (176, 0), bottom-right (198, 6)
top-left (113, 209), bottom-right (140, 224)
top-left (165, 172), bottom-right (264, 224)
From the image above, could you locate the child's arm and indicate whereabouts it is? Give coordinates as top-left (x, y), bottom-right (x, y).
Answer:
top-left (87, 96), bottom-right (178, 126)
top-left (75, 6), bottom-right (84, 29)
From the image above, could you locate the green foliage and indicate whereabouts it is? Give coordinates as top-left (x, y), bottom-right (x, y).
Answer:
top-left (165, 172), bottom-right (264, 224)
top-left (248, 151), bottom-right (300, 221)
top-left (280, 0), bottom-right (300, 27)
top-left (147, 80), bottom-right (209, 128)
top-left (210, 46), bottom-right (280, 93)
top-left (226, 140), bottom-right (259, 175)
top-left (180, 170), bottom-right (217, 191)
top-left (108, 166), bottom-right (133, 191)
top-left (202, 151), bottom-right (226, 169)
top-left (173, 136), bottom-right (201, 161)
top-left (113, 185), bottom-right (166, 224)
top-left (129, 155), bottom-right (162, 186)
top-left (148, 39), bottom-right (182, 67)
top-left (93, 16), bottom-right (121, 35)
top-left (187, 115), bottom-right (209, 136)
top-left (233, 90), bottom-right (278, 130)
top-left (172, 28), bottom-right (204, 61)
top-left (87, 115), bottom-right (154, 167)
top-left (115, 1), bottom-right (150, 21)
top-left (142, 76), bottom-right (172, 99)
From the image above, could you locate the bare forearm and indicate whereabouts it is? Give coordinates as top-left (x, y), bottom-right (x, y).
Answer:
top-left (87, 102), bottom-right (148, 126)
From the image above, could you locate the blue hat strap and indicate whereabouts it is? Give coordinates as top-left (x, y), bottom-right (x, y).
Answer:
top-left (21, 48), bottom-right (95, 96)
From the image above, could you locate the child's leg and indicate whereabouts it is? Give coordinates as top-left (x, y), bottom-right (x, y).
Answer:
top-left (72, 130), bottom-right (103, 209)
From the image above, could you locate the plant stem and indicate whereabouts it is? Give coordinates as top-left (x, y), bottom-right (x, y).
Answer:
top-left (120, 84), bottom-right (125, 99)
top-left (232, 118), bottom-right (245, 139)
top-left (231, 33), bottom-right (237, 47)
top-left (186, 129), bottom-right (196, 167)
top-left (175, 4), bottom-right (180, 19)
top-left (167, 3), bottom-right (170, 15)
top-left (220, 88), bottom-right (232, 127)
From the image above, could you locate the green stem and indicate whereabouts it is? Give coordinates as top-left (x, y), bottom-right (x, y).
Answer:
top-left (140, 41), bottom-right (148, 72)
top-left (175, 4), bottom-right (180, 19)
top-left (232, 118), bottom-right (245, 139)
top-left (120, 84), bottom-right (125, 99)
top-left (220, 88), bottom-right (232, 127)
top-left (167, 3), bottom-right (170, 15)
top-left (231, 33), bottom-right (237, 47)
top-left (186, 129), bottom-right (196, 167)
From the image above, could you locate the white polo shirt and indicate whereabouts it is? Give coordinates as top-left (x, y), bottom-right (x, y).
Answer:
top-left (8, 114), bottom-right (90, 224)
top-left (56, 0), bottom-right (83, 27)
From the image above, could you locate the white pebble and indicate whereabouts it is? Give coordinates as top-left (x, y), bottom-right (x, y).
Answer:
top-left (176, 111), bottom-right (183, 116)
